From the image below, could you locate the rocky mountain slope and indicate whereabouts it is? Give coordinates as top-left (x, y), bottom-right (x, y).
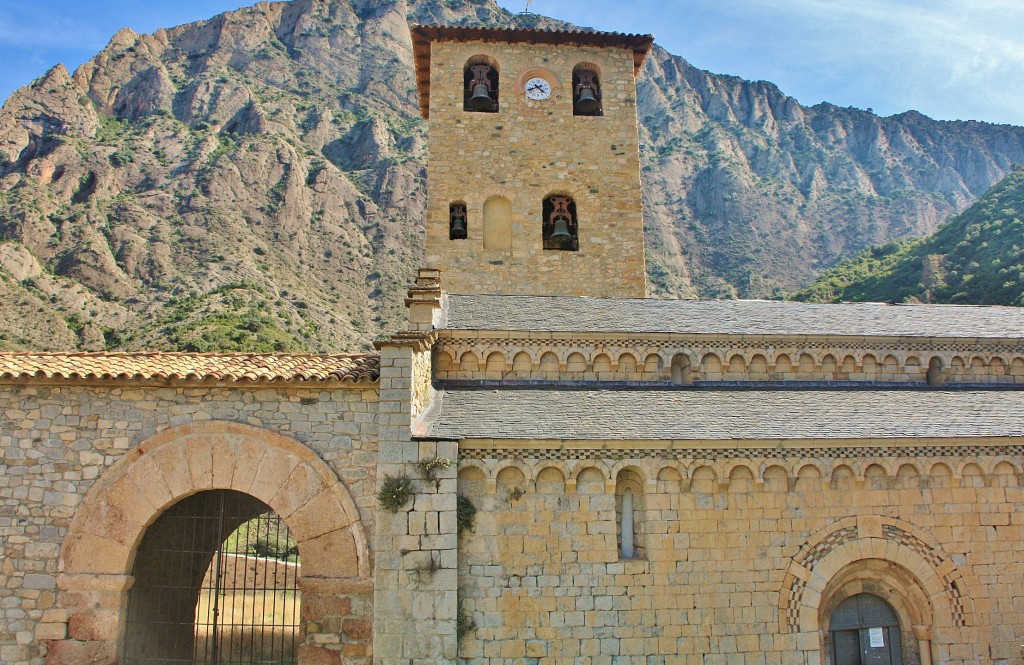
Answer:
top-left (795, 168), bottom-right (1024, 306)
top-left (1, 0), bottom-right (1023, 351)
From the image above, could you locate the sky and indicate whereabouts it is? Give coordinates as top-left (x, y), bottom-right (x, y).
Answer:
top-left (1, 0), bottom-right (1022, 126)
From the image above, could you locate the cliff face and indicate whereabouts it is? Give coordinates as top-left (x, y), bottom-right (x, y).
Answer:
top-left (1, 0), bottom-right (1022, 350)
top-left (638, 54), bottom-right (1024, 298)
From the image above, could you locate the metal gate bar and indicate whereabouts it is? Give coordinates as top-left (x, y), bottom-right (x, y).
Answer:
top-left (124, 490), bottom-right (300, 664)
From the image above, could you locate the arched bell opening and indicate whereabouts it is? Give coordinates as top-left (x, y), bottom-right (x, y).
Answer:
top-left (122, 489), bottom-right (301, 665)
top-left (542, 194), bottom-right (579, 251)
top-left (464, 56), bottom-right (499, 113)
top-left (449, 201), bottom-right (468, 240)
top-left (572, 63), bottom-right (603, 116)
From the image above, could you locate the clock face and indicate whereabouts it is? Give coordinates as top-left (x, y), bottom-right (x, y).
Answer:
top-left (524, 76), bottom-right (552, 100)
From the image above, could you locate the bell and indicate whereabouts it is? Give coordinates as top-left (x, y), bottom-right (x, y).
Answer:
top-left (468, 83), bottom-right (493, 111)
top-left (450, 215), bottom-right (467, 239)
top-left (550, 217), bottom-right (573, 244)
top-left (575, 87), bottom-right (600, 114)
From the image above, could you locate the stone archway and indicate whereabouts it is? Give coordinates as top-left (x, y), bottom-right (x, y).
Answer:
top-left (49, 421), bottom-right (371, 665)
top-left (779, 516), bottom-right (969, 665)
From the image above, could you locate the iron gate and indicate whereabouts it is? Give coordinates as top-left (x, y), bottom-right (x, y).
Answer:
top-left (123, 490), bottom-right (301, 664)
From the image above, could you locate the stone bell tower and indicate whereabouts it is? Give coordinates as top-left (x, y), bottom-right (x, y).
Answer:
top-left (411, 25), bottom-right (654, 298)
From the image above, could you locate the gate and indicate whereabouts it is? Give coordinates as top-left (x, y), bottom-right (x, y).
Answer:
top-left (123, 490), bottom-right (301, 664)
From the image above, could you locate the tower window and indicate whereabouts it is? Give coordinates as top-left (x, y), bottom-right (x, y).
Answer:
top-left (449, 202), bottom-right (468, 240)
top-left (542, 195), bottom-right (578, 251)
top-left (464, 58), bottom-right (499, 113)
top-left (572, 64), bottom-right (602, 116)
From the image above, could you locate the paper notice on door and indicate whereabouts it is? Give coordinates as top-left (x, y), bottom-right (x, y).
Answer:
top-left (868, 627), bottom-right (885, 648)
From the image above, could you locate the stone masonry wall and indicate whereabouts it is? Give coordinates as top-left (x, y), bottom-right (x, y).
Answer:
top-left (424, 40), bottom-right (647, 298)
top-left (373, 342), bottom-right (459, 665)
top-left (0, 381), bottom-right (377, 665)
top-left (456, 445), bottom-right (1024, 665)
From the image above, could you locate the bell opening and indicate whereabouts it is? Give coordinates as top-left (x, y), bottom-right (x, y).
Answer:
top-left (464, 62), bottom-right (499, 113)
top-left (543, 196), bottom-right (579, 251)
top-left (449, 203), bottom-right (468, 240)
top-left (572, 68), bottom-right (602, 116)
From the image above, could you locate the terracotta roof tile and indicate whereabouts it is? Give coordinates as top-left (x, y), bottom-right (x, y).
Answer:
top-left (0, 352), bottom-right (380, 385)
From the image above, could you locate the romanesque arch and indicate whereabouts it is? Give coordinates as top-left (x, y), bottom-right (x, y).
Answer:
top-left (53, 421), bottom-right (370, 663)
top-left (780, 516), bottom-right (970, 665)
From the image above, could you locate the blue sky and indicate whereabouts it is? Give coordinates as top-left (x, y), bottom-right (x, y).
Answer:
top-left (1, 0), bottom-right (1022, 126)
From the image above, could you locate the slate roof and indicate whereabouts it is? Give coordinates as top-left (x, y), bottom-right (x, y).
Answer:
top-left (443, 294), bottom-right (1024, 339)
top-left (0, 352), bottom-right (380, 384)
top-left (419, 389), bottom-right (1024, 441)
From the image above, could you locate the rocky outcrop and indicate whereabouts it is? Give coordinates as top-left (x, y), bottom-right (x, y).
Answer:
top-left (0, 0), bottom-right (1023, 350)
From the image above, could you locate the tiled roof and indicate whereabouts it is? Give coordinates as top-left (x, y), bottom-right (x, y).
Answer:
top-left (0, 352), bottom-right (380, 384)
top-left (419, 389), bottom-right (1024, 441)
top-left (443, 294), bottom-right (1024, 339)
top-left (410, 24), bottom-right (655, 118)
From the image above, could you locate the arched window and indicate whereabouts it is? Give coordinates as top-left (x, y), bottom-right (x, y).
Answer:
top-left (828, 594), bottom-right (903, 665)
top-left (464, 56), bottom-right (499, 113)
top-left (482, 195), bottom-right (512, 250)
top-left (572, 64), bottom-right (602, 116)
top-left (542, 194), bottom-right (578, 251)
top-left (124, 490), bottom-right (300, 664)
top-left (615, 469), bottom-right (644, 560)
top-left (449, 202), bottom-right (467, 240)
top-left (670, 354), bottom-right (691, 385)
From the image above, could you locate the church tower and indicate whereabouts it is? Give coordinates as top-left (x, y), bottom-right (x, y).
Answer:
top-left (411, 25), bottom-right (654, 298)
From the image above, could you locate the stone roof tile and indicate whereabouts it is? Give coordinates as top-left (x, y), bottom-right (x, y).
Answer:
top-left (420, 389), bottom-right (1024, 440)
top-left (443, 294), bottom-right (1024, 339)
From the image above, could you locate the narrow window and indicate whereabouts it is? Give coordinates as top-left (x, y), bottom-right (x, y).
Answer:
top-left (572, 64), bottom-right (602, 116)
top-left (542, 194), bottom-right (578, 251)
top-left (449, 202), bottom-right (467, 240)
top-left (615, 469), bottom-right (645, 560)
top-left (671, 354), bottom-right (691, 385)
top-left (464, 57), bottom-right (499, 113)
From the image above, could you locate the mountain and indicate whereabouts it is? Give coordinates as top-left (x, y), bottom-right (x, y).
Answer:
top-left (794, 168), bottom-right (1024, 306)
top-left (1, 0), bottom-right (1023, 351)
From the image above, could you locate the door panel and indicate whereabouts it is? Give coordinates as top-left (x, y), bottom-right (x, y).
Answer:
top-left (833, 629), bottom-right (862, 665)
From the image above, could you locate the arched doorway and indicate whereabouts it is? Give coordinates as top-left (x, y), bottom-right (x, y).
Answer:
top-left (828, 593), bottom-right (902, 665)
top-left (122, 490), bottom-right (301, 664)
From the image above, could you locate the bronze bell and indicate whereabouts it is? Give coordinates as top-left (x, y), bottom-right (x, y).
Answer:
top-left (550, 216), bottom-right (573, 243)
top-left (450, 205), bottom-right (467, 239)
top-left (575, 87), bottom-right (600, 114)
top-left (468, 83), bottom-right (493, 110)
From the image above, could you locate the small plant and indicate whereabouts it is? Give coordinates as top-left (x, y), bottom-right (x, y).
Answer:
top-left (377, 475), bottom-right (415, 512)
top-left (505, 485), bottom-right (525, 502)
top-left (456, 494), bottom-right (477, 536)
top-left (417, 455), bottom-right (452, 488)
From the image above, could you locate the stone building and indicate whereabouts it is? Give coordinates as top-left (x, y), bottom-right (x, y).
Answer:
top-left (2, 23), bottom-right (1024, 665)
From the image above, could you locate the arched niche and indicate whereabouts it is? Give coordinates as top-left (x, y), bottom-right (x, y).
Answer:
top-left (482, 195), bottom-right (512, 250)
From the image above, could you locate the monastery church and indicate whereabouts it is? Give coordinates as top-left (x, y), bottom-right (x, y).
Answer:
top-left (3, 23), bottom-right (1024, 665)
